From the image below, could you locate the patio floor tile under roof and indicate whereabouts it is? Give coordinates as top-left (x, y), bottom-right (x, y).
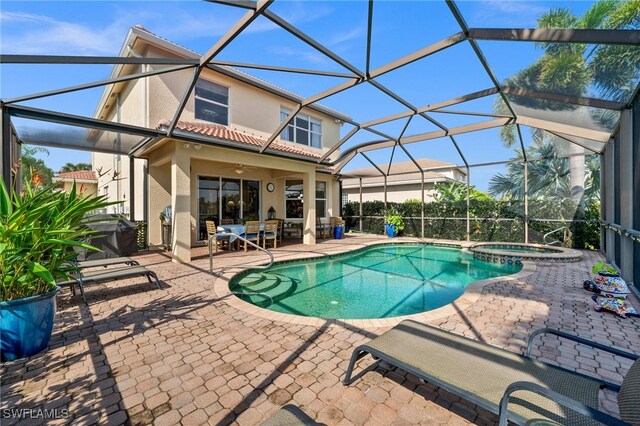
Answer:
top-left (1, 235), bottom-right (639, 425)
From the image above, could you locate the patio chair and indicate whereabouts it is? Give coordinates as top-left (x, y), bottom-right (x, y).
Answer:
top-left (243, 221), bottom-right (261, 252)
top-left (343, 320), bottom-right (639, 426)
top-left (205, 220), bottom-right (230, 252)
top-left (220, 218), bottom-right (234, 225)
top-left (60, 265), bottom-right (162, 304)
top-left (263, 220), bottom-right (278, 249)
top-left (275, 218), bottom-right (284, 245)
top-left (316, 217), bottom-right (329, 239)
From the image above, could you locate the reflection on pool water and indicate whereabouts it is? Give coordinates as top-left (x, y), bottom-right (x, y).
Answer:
top-left (229, 244), bottom-right (521, 319)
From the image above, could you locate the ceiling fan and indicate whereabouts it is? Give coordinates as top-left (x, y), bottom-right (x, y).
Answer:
top-left (231, 164), bottom-right (257, 174)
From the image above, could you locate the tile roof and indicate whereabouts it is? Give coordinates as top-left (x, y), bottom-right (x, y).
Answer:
top-left (55, 171), bottom-right (98, 181)
top-left (156, 119), bottom-right (322, 160)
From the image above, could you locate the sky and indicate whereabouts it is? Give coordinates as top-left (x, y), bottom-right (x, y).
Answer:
top-left (0, 0), bottom-right (607, 191)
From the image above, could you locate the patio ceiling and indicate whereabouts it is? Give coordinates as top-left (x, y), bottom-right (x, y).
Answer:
top-left (1, 0), bottom-right (639, 177)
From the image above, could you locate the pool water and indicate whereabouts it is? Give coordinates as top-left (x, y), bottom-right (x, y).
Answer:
top-left (229, 244), bottom-right (521, 319)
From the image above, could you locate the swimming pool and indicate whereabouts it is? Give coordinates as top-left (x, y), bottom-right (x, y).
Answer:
top-left (229, 244), bottom-right (522, 319)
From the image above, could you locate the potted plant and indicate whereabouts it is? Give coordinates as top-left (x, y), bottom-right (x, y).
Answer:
top-left (1, 179), bottom-right (113, 361)
top-left (591, 261), bottom-right (619, 277)
top-left (385, 209), bottom-right (405, 238)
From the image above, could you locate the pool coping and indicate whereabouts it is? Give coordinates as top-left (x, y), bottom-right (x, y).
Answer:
top-left (469, 242), bottom-right (582, 263)
top-left (212, 239), bottom-right (537, 329)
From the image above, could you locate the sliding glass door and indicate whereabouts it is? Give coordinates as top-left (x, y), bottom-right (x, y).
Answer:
top-left (198, 177), bottom-right (220, 241)
top-left (197, 176), bottom-right (261, 241)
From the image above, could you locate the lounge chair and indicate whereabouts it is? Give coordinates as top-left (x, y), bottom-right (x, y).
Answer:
top-left (343, 320), bottom-right (639, 426)
top-left (76, 257), bottom-right (139, 268)
top-left (60, 265), bottom-right (161, 304)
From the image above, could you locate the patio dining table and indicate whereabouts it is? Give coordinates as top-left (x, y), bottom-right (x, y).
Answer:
top-left (217, 224), bottom-right (264, 244)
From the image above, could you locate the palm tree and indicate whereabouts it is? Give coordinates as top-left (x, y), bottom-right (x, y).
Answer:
top-left (489, 140), bottom-right (599, 206)
top-left (58, 162), bottom-right (92, 173)
top-left (496, 0), bottom-right (640, 204)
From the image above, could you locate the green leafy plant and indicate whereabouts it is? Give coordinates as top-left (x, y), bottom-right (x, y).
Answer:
top-left (591, 261), bottom-right (618, 275)
top-left (385, 209), bottom-right (405, 233)
top-left (1, 178), bottom-right (116, 301)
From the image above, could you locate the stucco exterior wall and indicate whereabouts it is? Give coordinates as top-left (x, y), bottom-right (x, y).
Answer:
top-left (343, 182), bottom-right (439, 203)
top-left (57, 181), bottom-right (98, 198)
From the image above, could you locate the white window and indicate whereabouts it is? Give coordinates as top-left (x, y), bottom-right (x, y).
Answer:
top-left (316, 181), bottom-right (327, 219)
top-left (284, 180), bottom-right (327, 219)
top-left (285, 180), bottom-right (303, 219)
top-left (195, 79), bottom-right (229, 125)
top-left (280, 107), bottom-right (322, 148)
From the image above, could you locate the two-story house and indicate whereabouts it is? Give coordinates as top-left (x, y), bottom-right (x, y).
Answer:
top-left (93, 25), bottom-right (349, 262)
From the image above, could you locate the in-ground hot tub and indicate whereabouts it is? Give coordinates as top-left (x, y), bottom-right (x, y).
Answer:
top-left (469, 242), bottom-right (582, 264)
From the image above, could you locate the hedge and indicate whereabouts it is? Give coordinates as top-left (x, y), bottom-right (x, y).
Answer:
top-left (343, 199), bottom-right (600, 249)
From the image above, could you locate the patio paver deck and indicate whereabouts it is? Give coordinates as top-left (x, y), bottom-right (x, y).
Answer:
top-left (1, 234), bottom-right (639, 425)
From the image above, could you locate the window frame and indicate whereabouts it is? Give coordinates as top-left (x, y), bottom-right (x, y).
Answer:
top-left (195, 79), bottom-right (230, 125)
top-left (280, 107), bottom-right (322, 148)
top-left (283, 180), bottom-right (328, 220)
top-left (196, 174), bottom-right (261, 242)
top-left (316, 181), bottom-right (327, 219)
top-left (284, 179), bottom-right (304, 220)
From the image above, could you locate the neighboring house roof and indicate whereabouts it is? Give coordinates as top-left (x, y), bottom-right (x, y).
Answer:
top-left (341, 159), bottom-right (465, 188)
top-left (156, 119), bottom-right (322, 160)
top-left (342, 171), bottom-right (451, 188)
top-left (53, 170), bottom-right (98, 182)
top-left (342, 159), bottom-right (464, 178)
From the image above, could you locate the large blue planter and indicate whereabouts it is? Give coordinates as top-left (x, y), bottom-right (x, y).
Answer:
top-left (385, 224), bottom-right (398, 238)
top-left (1, 286), bottom-right (60, 362)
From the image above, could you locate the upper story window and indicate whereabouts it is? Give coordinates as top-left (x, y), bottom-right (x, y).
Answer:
top-left (280, 107), bottom-right (322, 148)
top-left (195, 79), bottom-right (229, 125)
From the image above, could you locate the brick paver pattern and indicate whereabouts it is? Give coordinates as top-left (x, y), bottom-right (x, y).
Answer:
top-left (1, 235), bottom-right (638, 425)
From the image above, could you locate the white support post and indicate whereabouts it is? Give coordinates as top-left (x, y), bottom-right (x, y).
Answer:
top-left (303, 171), bottom-right (316, 245)
top-left (171, 145), bottom-right (191, 263)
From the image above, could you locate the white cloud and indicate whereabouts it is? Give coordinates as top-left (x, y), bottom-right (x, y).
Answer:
top-left (475, 1), bottom-right (548, 27)
top-left (0, 11), bottom-right (127, 55)
top-left (329, 27), bottom-right (365, 46)
top-left (268, 46), bottom-right (329, 66)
